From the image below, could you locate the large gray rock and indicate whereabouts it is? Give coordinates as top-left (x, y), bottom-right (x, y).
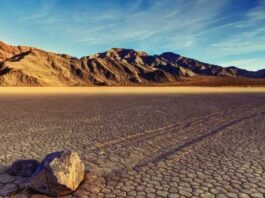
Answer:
top-left (28, 151), bottom-right (85, 196)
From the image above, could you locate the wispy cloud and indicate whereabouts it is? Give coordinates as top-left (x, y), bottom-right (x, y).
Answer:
top-left (212, 29), bottom-right (265, 55)
top-left (211, 2), bottom-right (265, 56)
top-left (15, 0), bottom-right (232, 51)
top-left (205, 0), bottom-right (265, 70)
top-left (247, 0), bottom-right (265, 20)
top-left (19, 0), bottom-right (63, 25)
top-left (65, 0), bottom-right (231, 50)
top-left (1, 0), bottom-right (264, 70)
top-left (220, 58), bottom-right (265, 71)
top-left (20, 12), bottom-right (48, 22)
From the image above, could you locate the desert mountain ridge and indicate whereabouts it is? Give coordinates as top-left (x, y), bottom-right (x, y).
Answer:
top-left (0, 41), bottom-right (264, 86)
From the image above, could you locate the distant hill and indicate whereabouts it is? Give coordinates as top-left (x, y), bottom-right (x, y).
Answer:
top-left (0, 41), bottom-right (264, 86)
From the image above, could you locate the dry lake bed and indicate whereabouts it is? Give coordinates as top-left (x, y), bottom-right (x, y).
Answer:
top-left (0, 87), bottom-right (265, 197)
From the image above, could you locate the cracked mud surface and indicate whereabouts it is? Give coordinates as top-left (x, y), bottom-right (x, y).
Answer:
top-left (0, 93), bottom-right (265, 197)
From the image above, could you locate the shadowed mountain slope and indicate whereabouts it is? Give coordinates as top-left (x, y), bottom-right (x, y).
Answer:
top-left (0, 41), bottom-right (264, 86)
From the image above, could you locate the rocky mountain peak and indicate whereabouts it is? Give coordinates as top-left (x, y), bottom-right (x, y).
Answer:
top-left (0, 41), bottom-right (31, 62)
top-left (159, 52), bottom-right (181, 61)
top-left (0, 40), bottom-right (264, 86)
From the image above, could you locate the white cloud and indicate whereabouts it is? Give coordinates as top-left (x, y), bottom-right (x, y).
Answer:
top-left (220, 58), bottom-right (265, 71)
top-left (247, 0), bottom-right (265, 20)
top-left (15, 0), bottom-right (232, 51)
top-left (9, 0), bottom-right (265, 71)
top-left (20, 12), bottom-right (48, 22)
top-left (19, 0), bottom-right (62, 25)
top-left (212, 33), bottom-right (265, 55)
top-left (63, 0), bottom-right (231, 49)
top-left (210, 1), bottom-right (265, 56)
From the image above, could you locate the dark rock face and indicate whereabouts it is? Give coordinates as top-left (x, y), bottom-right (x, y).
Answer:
top-left (0, 41), bottom-right (264, 86)
top-left (158, 52), bottom-right (181, 63)
top-left (6, 160), bottom-right (39, 177)
top-left (256, 69), bottom-right (265, 78)
top-left (140, 70), bottom-right (171, 82)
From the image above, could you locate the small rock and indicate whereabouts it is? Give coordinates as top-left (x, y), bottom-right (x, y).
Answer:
top-left (29, 150), bottom-right (85, 196)
top-left (6, 159), bottom-right (39, 177)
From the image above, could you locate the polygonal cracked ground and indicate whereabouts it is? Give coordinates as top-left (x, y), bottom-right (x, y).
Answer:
top-left (0, 94), bottom-right (265, 197)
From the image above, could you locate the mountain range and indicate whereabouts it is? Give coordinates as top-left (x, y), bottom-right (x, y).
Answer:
top-left (0, 41), bottom-right (264, 86)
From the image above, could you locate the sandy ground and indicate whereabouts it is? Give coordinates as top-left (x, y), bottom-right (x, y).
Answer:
top-left (0, 86), bottom-right (265, 95)
top-left (0, 89), bottom-right (265, 197)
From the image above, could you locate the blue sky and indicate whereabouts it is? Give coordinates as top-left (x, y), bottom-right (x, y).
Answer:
top-left (0, 0), bottom-right (264, 71)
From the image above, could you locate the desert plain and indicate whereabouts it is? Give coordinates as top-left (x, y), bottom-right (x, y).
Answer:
top-left (0, 87), bottom-right (265, 198)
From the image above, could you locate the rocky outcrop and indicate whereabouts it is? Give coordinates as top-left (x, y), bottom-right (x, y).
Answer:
top-left (0, 41), bottom-right (31, 62)
top-left (159, 52), bottom-right (235, 77)
top-left (226, 67), bottom-right (265, 78)
top-left (0, 41), bottom-right (264, 86)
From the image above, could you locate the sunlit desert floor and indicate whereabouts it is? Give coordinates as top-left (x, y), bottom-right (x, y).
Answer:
top-left (1, 86), bottom-right (265, 94)
top-left (0, 87), bottom-right (265, 197)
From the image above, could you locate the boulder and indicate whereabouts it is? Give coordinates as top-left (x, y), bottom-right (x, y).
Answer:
top-left (6, 159), bottom-right (39, 177)
top-left (28, 151), bottom-right (85, 196)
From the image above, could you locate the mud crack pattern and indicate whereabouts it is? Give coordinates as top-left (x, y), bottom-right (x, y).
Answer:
top-left (0, 93), bottom-right (264, 197)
